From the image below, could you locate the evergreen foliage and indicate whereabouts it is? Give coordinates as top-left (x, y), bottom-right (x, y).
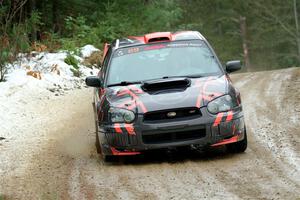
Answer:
top-left (1, 0), bottom-right (300, 81)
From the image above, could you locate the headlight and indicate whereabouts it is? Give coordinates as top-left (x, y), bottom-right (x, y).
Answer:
top-left (207, 95), bottom-right (235, 114)
top-left (109, 108), bottom-right (135, 123)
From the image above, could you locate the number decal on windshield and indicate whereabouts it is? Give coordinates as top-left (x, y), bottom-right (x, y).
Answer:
top-left (128, 47), bottom-right (139, 54)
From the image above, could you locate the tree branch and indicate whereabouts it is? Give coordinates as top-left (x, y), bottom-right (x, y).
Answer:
top-left (250, 1), bottom-right (297, 40)
top-left (4, 0), bottom-right (28, 32)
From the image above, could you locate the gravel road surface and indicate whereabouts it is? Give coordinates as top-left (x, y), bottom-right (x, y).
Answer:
top-left (0, 68), bottom-right (299, 199)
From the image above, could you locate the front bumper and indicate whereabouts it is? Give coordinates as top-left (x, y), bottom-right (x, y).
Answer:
top-left (98, 108), bottom-right (245, 155)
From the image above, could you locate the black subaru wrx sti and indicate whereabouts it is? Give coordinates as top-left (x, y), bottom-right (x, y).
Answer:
top-left (86, 31), bottom-right (247, 161)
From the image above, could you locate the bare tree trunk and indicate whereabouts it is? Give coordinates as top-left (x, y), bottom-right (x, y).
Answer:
top-left (293, 0), bottom-right (300, 63)
top-left (4, 0), bottom-right (28, 33)
top-left (239, 16), bottom-right (250, 70)
top-left (29, 0), bottom-right (36, 42)
top-left (52, 0), bottom-right (59, 33)
top-left (216, 1), bottom-right (222, 35)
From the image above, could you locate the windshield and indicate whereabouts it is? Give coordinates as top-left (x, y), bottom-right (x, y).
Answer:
top-left (107, 40), bottom-right (222, 85)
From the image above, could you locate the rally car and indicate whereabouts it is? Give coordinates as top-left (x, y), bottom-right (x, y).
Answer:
top-left (86, 31), bottom-right (247, 161)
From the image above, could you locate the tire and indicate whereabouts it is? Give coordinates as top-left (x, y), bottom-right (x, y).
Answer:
top-left (95, 129), bottom-right (102, 154)
top-left (226, 128), bottom-right (248, 153)
top-left (93, 101), bottom-right (102, 154)
top-left (103, 155), bottom-right (119, 162)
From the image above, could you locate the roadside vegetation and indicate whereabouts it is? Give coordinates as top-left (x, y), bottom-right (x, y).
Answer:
top-left (1, 0), bottom-right (300, 81)
top-left (64, 54), bottom-right (82, 77)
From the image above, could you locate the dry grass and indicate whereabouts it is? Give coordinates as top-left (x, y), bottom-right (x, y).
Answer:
top-left (82, 51), bottom-right (102, 68)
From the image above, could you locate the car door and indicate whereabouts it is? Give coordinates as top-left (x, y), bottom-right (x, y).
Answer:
top-left (95, 47), bottom-right (112, 123)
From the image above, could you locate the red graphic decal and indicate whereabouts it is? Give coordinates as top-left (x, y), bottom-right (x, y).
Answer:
top-left (117, 99), bottom-right (135, 110)
top-left (128, 85), bottom-right (144, 94)
top-left (210, 135), bottom-right (239, 147)
top-left (126, 102), bottom-right (138, 111)
top-left (214, 92), bottom-right (224, 96)
top-left (116, 86), bottom-right (147, 113)
top-left (213, 113), bottom-right (224, 127)
top-left (110, 147), bottom-right (141, 156)
top-left (114, 123), bottom-right (122, 134)
top-left (144, 44), bottom-right (166, 50)
top-left (226, 111), bottom-right (233, 122)
top-left (136, 101), bottom-right (147, 113)
top-left (201, 92), bottom-right (223, 102)
top-left (195, 77), bottom-right (214, 108)
top-left (124, 124), bottom-right (136, 135)
top-left (117, 90), bottom-right (130, 97)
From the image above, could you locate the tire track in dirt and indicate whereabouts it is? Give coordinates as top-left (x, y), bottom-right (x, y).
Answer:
top-left (0, 88), bottom-right (96, 199)
top-left (232, 68), bottom-right (300, 185)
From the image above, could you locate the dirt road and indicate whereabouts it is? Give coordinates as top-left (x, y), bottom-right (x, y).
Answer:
top-left (0, 68), bottom-right (299, 199)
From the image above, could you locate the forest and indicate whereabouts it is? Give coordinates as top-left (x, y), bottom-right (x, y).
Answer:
top-left (1, 0), bottom-right (300, 80)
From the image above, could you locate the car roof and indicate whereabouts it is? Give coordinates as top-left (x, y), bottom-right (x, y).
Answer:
top-left (110, 31), bottom-right (206, 49)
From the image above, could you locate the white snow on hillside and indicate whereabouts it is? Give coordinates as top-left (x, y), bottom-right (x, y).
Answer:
top-left (80, 45), bottom-right (100, 58)
top-left (0, 45), bottom-right (100, 97)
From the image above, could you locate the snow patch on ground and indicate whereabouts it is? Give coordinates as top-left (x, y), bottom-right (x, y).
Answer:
top-left (0, 45), bottom-right (100, 98)
top-left (0, 45), bottom-right (99, 191)
top-left (0, 44), bottom-right (100, 144)
top-left (80, 45), bottom-right (100, 58)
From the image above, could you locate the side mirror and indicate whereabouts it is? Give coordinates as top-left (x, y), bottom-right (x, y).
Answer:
top-left (225, 60), bottom-right (242, 73)
top-left (85, 76), bottom-right (102, 87)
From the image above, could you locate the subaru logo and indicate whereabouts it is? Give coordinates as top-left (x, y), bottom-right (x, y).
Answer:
top-left (167, 112), bottom-right (176, 117)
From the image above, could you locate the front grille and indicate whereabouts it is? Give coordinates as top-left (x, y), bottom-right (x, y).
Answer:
top-left (142, 128), bottom-right (206, 144)
top-left (143, 107), bottom-right (201, 122)
top-left (105, 132), bottom-right (129, 147)
top-left (105, 132), bottom-right (138, 147)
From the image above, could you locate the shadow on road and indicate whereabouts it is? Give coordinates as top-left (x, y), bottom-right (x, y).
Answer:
top-left (103, 146), bottom-right (244, 166)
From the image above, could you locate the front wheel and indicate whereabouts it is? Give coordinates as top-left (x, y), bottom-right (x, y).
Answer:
top-left (93, 102), bottom-right (102, 154)
top-left (95, 130), bottom-right (102, 154)
top-left (226, 128), bottom-right (247, 153)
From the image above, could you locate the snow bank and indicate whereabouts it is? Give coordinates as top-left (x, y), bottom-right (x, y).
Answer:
top-left (0, 45), bottom-right (100, 97)
top-left (80, 45), bottom-right (100, 58)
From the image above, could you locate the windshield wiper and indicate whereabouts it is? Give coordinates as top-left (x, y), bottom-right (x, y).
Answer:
top-left (108, 75), bottom-right (206, 87)
top-left (162, 74), bottom-right (204, 79)
top-left (107, 81), bottom-right (141, 87)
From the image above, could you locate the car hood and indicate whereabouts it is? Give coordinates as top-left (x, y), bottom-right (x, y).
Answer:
top-left (105, 75), bottom-right (231, 114)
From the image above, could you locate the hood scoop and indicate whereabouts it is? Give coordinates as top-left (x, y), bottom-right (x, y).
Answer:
top-left (142, 78), bottom-right (191, 92)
